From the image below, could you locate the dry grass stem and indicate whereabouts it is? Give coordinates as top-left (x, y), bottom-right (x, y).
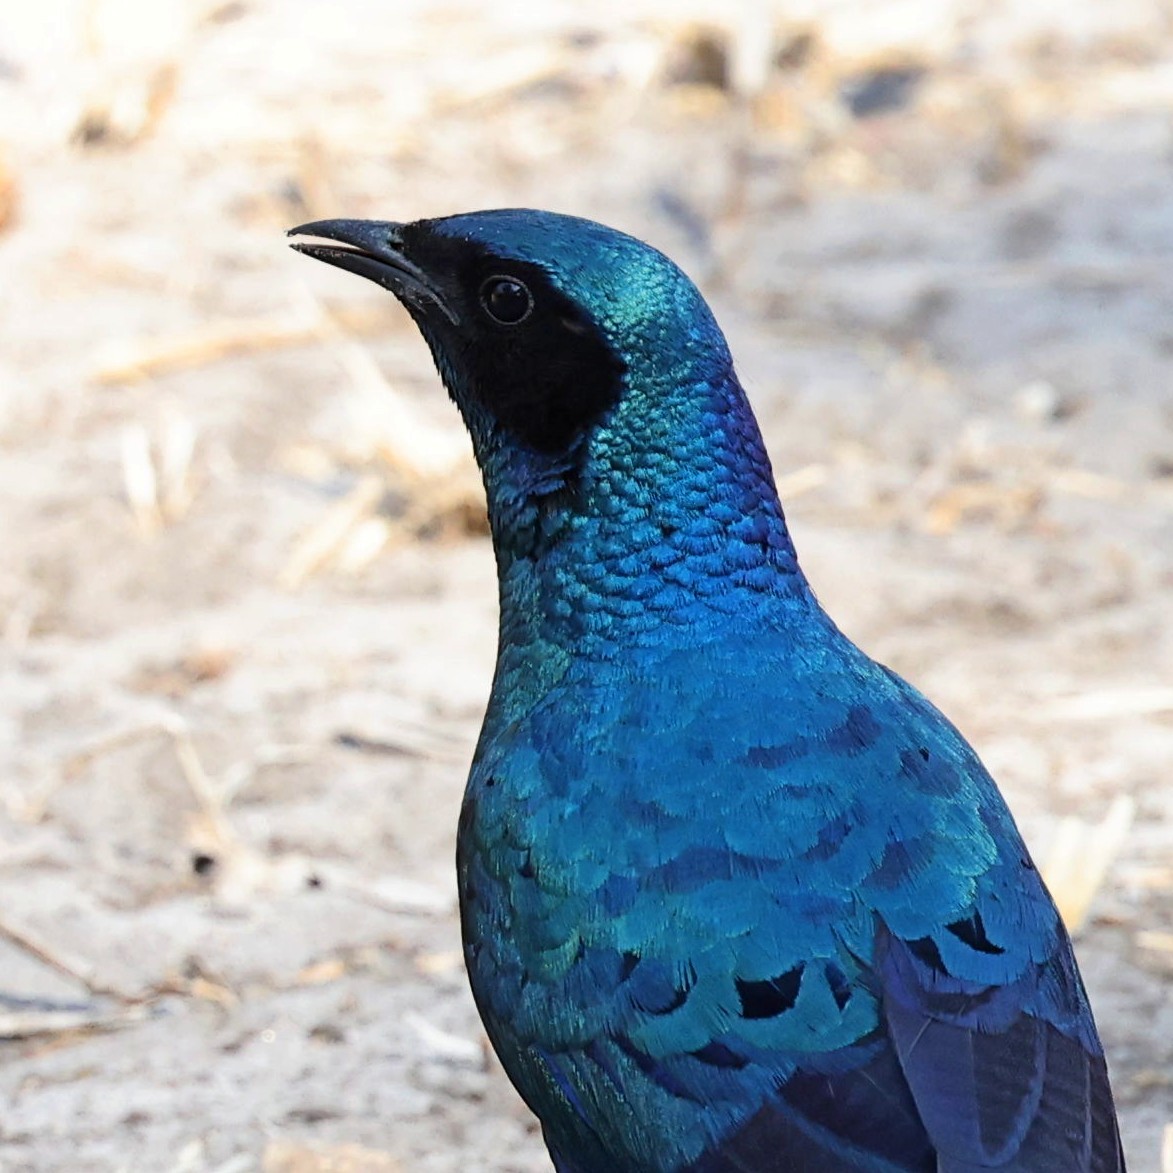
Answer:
top-left (1037, 687), bottom-right (1173, 723)
top-left (1041, 796), bottom-right (1135, 935)
top-left (0, 916), bottom-right (131, 1001)
top-left (91, 306), bottom-right (391, 384)
top-left (278, 476), bottom-right (385, 589)
top-left (122, 423), bottom-right (162, 536)
top-left (286, 279), bottom-right (469, 482)
top-left (1137, 931), bottom-right (1173, 956)
top-left (403, 1012), bottom-right (483, 1066)
top-left (775, 462), bottom-right (828, 500)
top-left (0, 997), bottom-right (151, 1040)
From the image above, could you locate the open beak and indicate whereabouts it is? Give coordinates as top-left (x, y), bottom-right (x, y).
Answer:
top-left (287, 218), bottom-right (458, 324)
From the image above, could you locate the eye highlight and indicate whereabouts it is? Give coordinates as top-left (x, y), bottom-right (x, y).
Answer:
top-left (479, 276), bottom-right (533, 325)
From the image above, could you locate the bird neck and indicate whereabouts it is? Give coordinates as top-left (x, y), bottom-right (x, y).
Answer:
top-left (476, 367), bottom-right (814, 668)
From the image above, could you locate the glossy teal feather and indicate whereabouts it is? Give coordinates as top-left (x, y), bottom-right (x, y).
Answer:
top-left (291, 208), bottom-right (1125, 1173)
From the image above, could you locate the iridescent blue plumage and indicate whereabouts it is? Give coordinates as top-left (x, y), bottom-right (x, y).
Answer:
top-left (291, 209), bottom-right (1125, 1172)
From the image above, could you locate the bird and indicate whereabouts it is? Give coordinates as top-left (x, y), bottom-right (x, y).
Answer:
top-left (289, 210), bottom-right (1126, 1172)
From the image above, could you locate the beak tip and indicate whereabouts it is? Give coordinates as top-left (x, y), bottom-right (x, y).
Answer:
top-left (287, 219), bottom-right (332, 240)
top-left (283, 218), bottom-right (449, 319)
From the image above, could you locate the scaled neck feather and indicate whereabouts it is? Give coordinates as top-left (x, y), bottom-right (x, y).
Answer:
top-left (477, 365), bottom-right (813, 665)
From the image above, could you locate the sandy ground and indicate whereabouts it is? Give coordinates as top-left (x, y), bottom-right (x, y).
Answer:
top-left (0, 1), bottom-right (1171, 1170)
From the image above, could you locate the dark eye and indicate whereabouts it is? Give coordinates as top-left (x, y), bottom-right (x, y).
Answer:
top-left (479, 276), bottom-right (533, 325)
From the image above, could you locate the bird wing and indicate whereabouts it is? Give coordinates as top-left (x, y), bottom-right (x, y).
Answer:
top-left (462, 643), bottom-right (1123, 1172)
top-left (864, 669), bottom-right (1125, 1173)
top-left (876, 920), bottom-right (1125, 1173)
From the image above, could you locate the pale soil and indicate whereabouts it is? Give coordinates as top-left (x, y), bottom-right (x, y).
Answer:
top-left (0, 2), bottom-right (1170, 1170)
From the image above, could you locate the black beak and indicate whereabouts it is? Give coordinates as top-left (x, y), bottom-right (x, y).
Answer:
top-left (287, 218), bottom-right (458, 324)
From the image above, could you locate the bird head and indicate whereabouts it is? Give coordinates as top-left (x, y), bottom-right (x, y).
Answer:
top-left (288, 210), bottom-right (733, 477)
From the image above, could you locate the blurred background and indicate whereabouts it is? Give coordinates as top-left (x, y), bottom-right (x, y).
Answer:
top-left (0, 0), bottom-right (1171, 1169)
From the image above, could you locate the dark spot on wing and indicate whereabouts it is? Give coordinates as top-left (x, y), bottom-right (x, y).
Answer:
top-left (691, 1041), bottom-right (749, 1069)
top-left (947, 910), bottom-right (1005, 956)
top-left (746, 705), bottom-right (881, 769)
top-left (824, 962), bottom-right (853, 1010)
top-left (736, 964), bottom-right (804, 1019)
top-left (824, 705), bottom-right (882, 754)
top-left (906, 935), bottom-right (947, 975)
top-left (801, 814), bottom-right (851, 863)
